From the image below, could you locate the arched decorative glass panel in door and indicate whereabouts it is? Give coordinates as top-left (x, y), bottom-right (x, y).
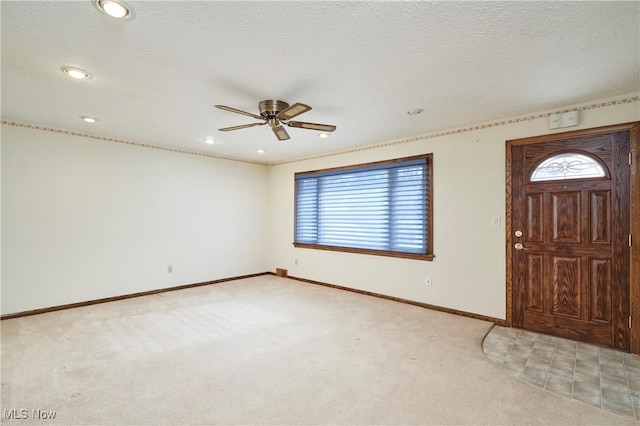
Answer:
top-left (529, 152), bottom-right (607, 182)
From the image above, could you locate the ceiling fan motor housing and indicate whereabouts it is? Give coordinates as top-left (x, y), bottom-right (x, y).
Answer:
top-left (259, 100), bottom-right (289, 119)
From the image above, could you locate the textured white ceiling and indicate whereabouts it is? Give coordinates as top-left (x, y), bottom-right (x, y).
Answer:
top-left (2, 1), bottom-right (639, 163)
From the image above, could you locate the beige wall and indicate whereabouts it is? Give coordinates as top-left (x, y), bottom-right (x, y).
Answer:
top-left (267, 96), bottom-right (640, 320)
top-left (2, 95), bottom-right (638, 317)
top-left (1, 124), bottom-right (270, 315)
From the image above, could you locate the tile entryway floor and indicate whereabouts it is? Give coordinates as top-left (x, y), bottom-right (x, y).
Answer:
top-left (483, 326), bottom-right (640, 421)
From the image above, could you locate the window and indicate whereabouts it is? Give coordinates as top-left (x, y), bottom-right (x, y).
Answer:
top-left (294, 154), bottom-right (433, 260)
top-left (530, 152), bottom-right (607, 182)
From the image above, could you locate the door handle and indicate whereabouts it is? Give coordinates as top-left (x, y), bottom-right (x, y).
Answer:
top-left (514, 243), bottom-right (527, 251)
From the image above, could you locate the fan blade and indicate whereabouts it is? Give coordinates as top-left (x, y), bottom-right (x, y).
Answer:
top-left (215, 104), bottom-right (263, 120)
top-left (277, 103), bottom-right (311, 120)
top-left (287, 121), bottom-right (336, 132)
top-left (272, 125), bottom-right (290, 141)
top-left (219, 122), bottom-right (265, 131)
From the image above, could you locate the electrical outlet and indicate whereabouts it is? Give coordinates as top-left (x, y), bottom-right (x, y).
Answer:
top-left (425, 276), bottom-right (432, 287)
top-left (295, 258), bottom-right (298, 265)
top-left (167, 265), bottom-right (173, 273)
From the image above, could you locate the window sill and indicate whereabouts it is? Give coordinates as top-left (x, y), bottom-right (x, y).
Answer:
top-left (293, 242), bottom-right (434, 261)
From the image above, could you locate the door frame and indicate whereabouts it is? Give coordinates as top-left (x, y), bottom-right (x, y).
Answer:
top-left (505, 122), bottom-right (640, 354)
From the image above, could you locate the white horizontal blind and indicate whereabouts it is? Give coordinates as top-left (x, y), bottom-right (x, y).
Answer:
top-left (295, 178), bottom-right (318, 243)
top-left (295, 157), bottom-right (428, 254)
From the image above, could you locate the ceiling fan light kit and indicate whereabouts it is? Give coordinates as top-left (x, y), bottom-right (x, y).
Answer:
top-left (215, 99), bottom-right (336, 141)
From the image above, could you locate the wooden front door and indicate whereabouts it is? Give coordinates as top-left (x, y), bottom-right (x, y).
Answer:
top-left (509, 126), bottom-right (633, 349)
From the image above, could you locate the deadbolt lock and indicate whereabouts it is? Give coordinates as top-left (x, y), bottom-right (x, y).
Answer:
top-left (515, 230), bottom-right (523, 237)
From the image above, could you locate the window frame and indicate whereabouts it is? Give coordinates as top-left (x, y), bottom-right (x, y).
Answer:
top-left (293, 154), bottom-right (434, 261)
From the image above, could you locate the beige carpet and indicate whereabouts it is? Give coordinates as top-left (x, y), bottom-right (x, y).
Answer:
top-left (1, 275), bottom-right (637, 425)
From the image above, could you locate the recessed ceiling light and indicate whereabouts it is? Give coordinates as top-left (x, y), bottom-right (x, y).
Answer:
top-left (96, 0), bottom-right (132, 19)
top-left (255, 149), bottom-right (266, 154)
top-left (203, 137), bottom-right (216, 145)
top-left (80, 116), bottom-right (99, 123)
top-left (317, 132), bottom-right (330, 138)
top-left (61, 66), bottom-right (92, 80)
top-left (407, 108), bottom-right (424, 116)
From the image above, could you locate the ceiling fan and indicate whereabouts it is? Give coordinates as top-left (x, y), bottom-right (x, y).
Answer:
top-left (215, 100), bottom-right (336, 141)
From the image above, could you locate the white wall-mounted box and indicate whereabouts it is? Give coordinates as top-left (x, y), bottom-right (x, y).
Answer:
top-left (561, 110), bottom-right (579, 127)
